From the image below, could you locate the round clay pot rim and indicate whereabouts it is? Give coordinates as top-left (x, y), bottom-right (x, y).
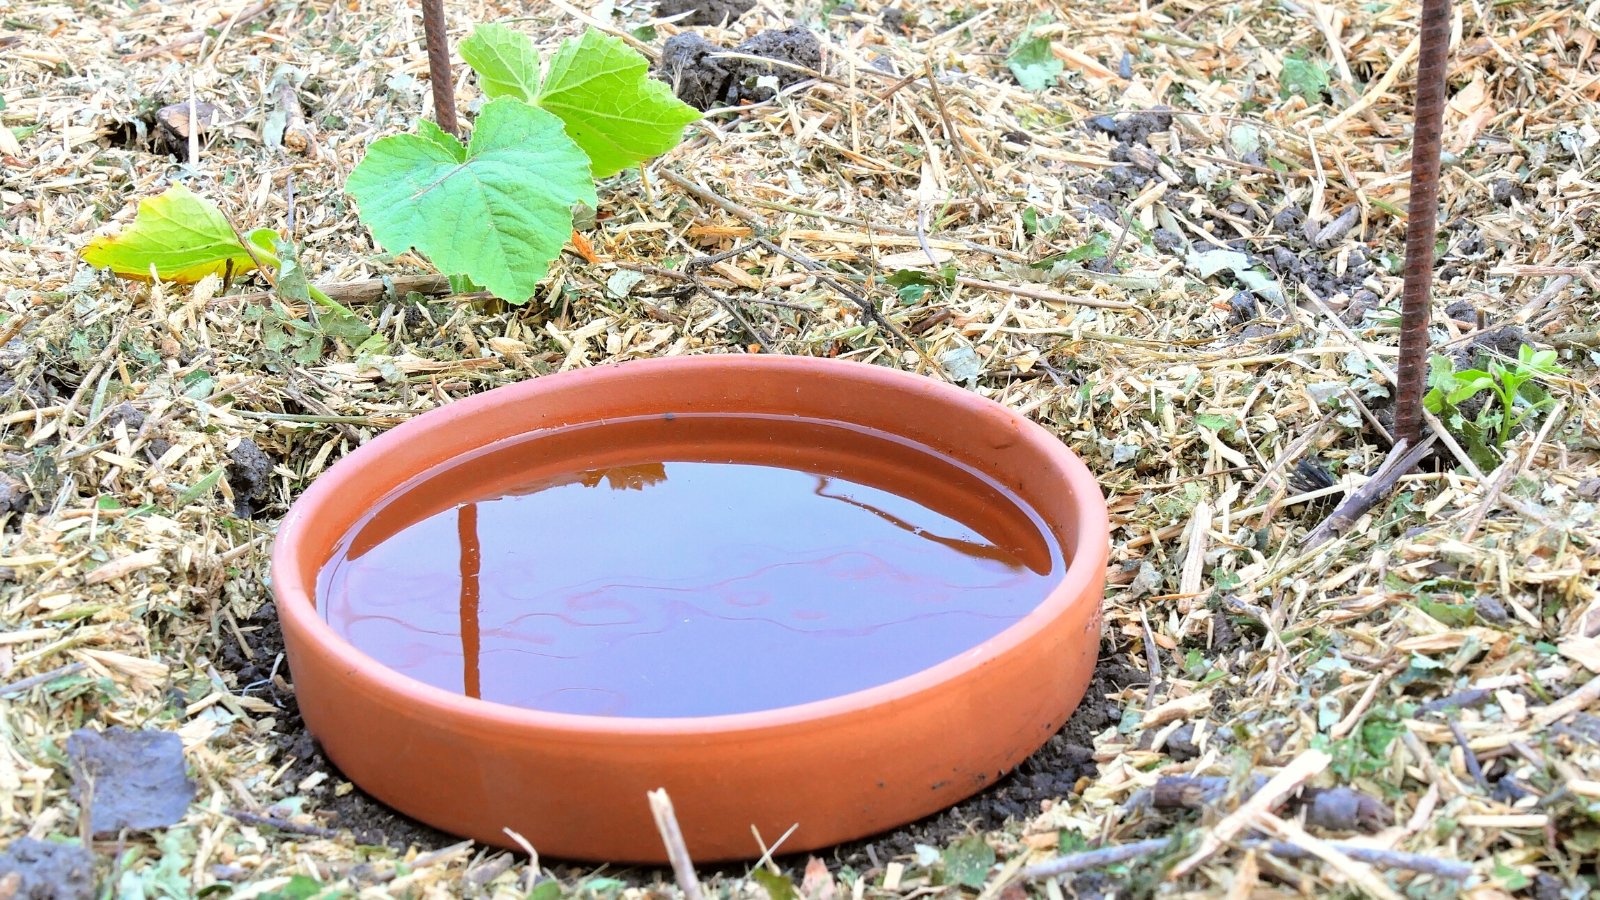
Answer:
top-left (272, 354), bottom-right (1108, 737)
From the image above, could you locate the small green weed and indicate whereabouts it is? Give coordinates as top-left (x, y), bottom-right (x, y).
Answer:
top-left (1423, 344), bottom-right (1565, 468)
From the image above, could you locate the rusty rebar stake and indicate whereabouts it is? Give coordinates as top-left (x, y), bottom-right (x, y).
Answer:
top-left (1393, 0), bottom-right (1452, 444)
top-left (421, 0), bottom-right (459, 136)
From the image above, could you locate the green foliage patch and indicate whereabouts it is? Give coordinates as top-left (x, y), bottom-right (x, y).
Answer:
top-left (350, 25), bottom-right (699, 302)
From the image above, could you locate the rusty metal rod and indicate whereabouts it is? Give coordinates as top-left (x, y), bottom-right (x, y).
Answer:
top-left (421, 0), bottom-right (459, 136)
top-left (1393, 0), bottom-right (1453, 444)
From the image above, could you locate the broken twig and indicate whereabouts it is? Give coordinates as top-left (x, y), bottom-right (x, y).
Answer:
top-left (1301, 437), bottom-right (1437, 549)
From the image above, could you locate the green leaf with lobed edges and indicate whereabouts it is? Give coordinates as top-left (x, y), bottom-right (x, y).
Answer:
top-left (346, 97), bottom-right (596, 303)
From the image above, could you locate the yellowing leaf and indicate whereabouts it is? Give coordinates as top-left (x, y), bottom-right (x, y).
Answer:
top-left (82, 183), bottom-right (278, 283)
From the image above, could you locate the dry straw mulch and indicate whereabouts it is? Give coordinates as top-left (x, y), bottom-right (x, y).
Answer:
top-left (3, 0), bottom-right (1600, 896)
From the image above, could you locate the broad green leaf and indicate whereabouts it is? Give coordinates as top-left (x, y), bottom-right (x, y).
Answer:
top-left (461, 23), bottom-right (542, 103)
top-left (750, 869), bottom-right (798, 900)
top-left (535, 30), bottom-right (699, 178)
top-left (1446, 373), bottom-right (1495, 404)
top-left (346, 97), bottom-right (597, 303)
top-left (1280, 54), bottom-right (1330, 101)
top-left (415, 118), bottom-right (467, 162)
top-left (1007, 33), bottom-right (1062, 92)
top-left (1426, 354), bottom-right (1459, 390)
top-left (82, 183), bottom-right (278, 283)
top-left (942, 834), bottom-right (995, 888)
top-left (1417, 596), bottom-right (1475, 627)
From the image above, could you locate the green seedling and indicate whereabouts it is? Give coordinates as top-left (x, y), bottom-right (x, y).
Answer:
top-left (1423, 343), bottom-right (1565, 467)
top-left (347, 25), bottom-right (699, 304)
top-left (886, 262), bottom-right (957, 305)
top-left (82, 24), bottom-right (697, 325)
top-left (1006, 27), bottom-right (1062, 92)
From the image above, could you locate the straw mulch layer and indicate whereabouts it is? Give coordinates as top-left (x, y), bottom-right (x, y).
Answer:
top-left (3, 0), bottom-right (1599, 896)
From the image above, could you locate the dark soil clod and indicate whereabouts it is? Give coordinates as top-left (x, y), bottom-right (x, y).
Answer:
top-left (0, 837), bottom-right (96, 900)
top-left (1491, 178), bottom-right (1525, 206)
top-left (66, 727), bottom-right (196, 836)
top-left (0, 470), bottom-right (30, 525)
top-left (727, 25), bottom-right (822, 105)
top-left (1112, 107), bottom-right (1172, 145)
top-left (654, 0), bottom-right (755, 27)
top-left (657, 33), bottom-right (734, 111)
top-left (227, 437), bottom-right (274, 518)
top-left (658, 26), bottom-right (822, 109)
top-left (102, 401), bottom-right (145, 435)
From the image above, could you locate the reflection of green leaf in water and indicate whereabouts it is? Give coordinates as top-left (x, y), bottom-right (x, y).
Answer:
top-left (579, 463), bottom-right (668, 491)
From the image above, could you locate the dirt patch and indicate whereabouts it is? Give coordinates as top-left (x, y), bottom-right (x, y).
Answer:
top-left (654, 0), bottom-right (755, 26)
top-left (657, 25), bottom-right (821, 110)
top-left (657, 33), bottom-right (732, 111)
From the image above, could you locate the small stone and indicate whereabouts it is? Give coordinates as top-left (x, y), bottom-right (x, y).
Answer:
top-left (1491, 178), bottom-right (1524, 206)
top-left (1474, 595), bottom-right (1511, 625)
top-left (1165, 724), bottom-right (1199, 762)
top-left (1086, 115), bottom-right (1118, 135)
top-left (1272, 205), bottom-right (1304, 233)
top-left (1151, 228), bottom-right (1181, 252)
top-left (1226, 291), bottom-right (1258, 326)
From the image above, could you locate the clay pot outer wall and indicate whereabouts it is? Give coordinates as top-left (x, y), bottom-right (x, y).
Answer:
top-left (272, 356), bottom-right (1108, 863)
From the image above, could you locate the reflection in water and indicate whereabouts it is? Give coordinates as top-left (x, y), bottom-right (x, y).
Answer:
top-left (457, 503), bottom-right (481, 699)
top-left (811, 476), bottom-right (1025, 567)
top-left (319, 427), bottom-right (1065, 718)
top-left (578, 463), bottom-right (669, 492)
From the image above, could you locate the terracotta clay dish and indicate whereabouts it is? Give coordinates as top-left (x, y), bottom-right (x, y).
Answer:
top-left (271, 355), bottom-right (1108, 863)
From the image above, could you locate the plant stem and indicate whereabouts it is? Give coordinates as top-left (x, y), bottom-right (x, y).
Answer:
top-left (1393, 0), bottom-right (1453, 444)
top-left (306, 284), bottom-right (356, 318)
top-left (421, 0), bottom-right (459, 136)
top-left (249, 248), bottom-right (361, 319)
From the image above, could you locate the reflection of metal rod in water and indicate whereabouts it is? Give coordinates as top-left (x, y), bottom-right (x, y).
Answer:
top-left (458, 503), bottom-right (482, 699)
top-left (810, 477), bottom-right (1021, 567)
